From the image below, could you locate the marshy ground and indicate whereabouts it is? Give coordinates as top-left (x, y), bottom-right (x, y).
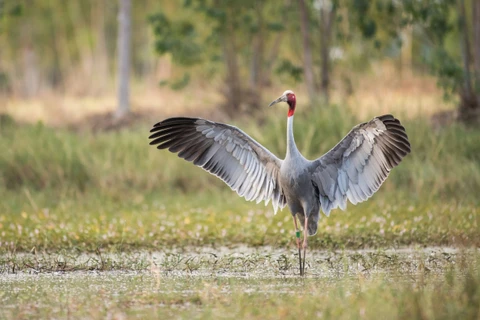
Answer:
top-left (1, 92), bottom-right (479, 319)
top-left (2, 247), bottom-right (479, 319)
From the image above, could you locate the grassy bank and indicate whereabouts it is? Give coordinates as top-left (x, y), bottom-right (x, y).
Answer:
top-left (0, 103), bottom-right (479, 252)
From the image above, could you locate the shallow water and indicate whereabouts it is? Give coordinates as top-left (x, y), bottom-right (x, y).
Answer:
top-left (0, 247), bottom-right (477, 319)
top-left (0, 245), bottom-right (465, 277)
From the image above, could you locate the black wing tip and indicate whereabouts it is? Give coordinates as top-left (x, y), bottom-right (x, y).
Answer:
top-left (376, 114), bottom-right (411, 153)
top-left (378, 114), bottom-right (394, 122)
top-left (374, 115), bottom-right (412, 164)
top-left (151, 117), bottom-right (201, 129)
top-left (149, 139), bottom-right (160, 145)
top-left (149, 117), bottom-right (204, 144)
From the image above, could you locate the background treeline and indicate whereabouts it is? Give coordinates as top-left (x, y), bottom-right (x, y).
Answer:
top-left (1, 0), bottom-right (480, 121)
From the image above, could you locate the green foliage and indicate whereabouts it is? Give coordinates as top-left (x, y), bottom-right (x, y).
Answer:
top-left (149, 13), bottom-right (203, 66)
top-left (149, 0), bottom-right (286, 96)
top-left (352, 0), bottom-right (378, 39)
top-left (275, 59), bottom-right (303, 83)
top-left (402, 0), bottom-right (475, 105)
top-left (0, 71), bottom-right (9, 92)
top-left (169, 73), bottom-right (191, 90)
top-left (334, 0), bottom-right (404, 59)
top-left (0, 121), bottom-right (90, 191)
top-left (403, 0), bottom-right (454, 43)
top-left (429, 49), bottom-right (464, 98)
top-left (0, 1), bottom-right (22, 19)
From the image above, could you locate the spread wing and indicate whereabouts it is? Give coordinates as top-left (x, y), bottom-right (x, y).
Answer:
top-left (149, 117), bottom-right (286, 213)
top-left (308, 114), bottom-right (411, 216)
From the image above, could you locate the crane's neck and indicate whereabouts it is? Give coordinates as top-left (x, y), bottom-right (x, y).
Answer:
top-left (286, 115), bottom-right (301, 160)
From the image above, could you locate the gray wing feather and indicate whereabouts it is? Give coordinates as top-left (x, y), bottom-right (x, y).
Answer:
top-left (149, 117), bottom-right (286, 213)
top-left (309, 114), bottom-right (410, 216)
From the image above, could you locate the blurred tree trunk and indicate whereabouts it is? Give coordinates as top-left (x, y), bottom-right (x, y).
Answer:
top-left (248, 2), bottom-right (265, 108)
top-left (263, 33), bottom-right (283, 86)
top-left (249, 4), bottom-right (264, 91)
top-left (222, 32), bottom-right (242, 115)
top-left (115, 0), bottom-right (131, 119)
top-left (473, 0), bottom-right (480, 103)
top-left (66, 0), bottom-right (93, 93)
top-left (458, 0), bottom-right (479, 122)
top-left (22, 44), bottom-right (39, 98)
top-left (93, 0), bottom-right (109, 94)
top-left (263, 0), bottom-right (291, 87)
top-left (298, 0), bottom-right (316, 104)
top-left (221, 4), bottom-right (243, 116)
top-left (48, 5), bottom-right (63, 92)
top-left (319, 1), bottom-right (335, 103)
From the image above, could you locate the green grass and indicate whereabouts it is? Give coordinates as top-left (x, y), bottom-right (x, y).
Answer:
top-left (1, 105), bottom-right (479, 252)
top-left (0, 189), bottom-right (478, 252)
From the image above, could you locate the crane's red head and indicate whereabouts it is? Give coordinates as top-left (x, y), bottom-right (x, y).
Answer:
top-left (268, 90), bottom-right (296, 117)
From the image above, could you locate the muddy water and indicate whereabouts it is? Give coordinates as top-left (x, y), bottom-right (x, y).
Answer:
top-left (0, 246), bottom-right (467, 278)
top-left (0, 247), bottom-right (476, 318)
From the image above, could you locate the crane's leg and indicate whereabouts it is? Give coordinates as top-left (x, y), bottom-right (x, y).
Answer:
top-left (302, 215), bottom-right (308, 275)
top-left (292, 215), bottom-right (303, 276)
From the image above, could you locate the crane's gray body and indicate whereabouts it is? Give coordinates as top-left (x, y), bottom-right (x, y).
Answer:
top-left (280, 116), bottom-right (320, 235)
top-left (149, 94), bottom-right (411, 239)
top-left (280, 163), bottom-right (320, 235)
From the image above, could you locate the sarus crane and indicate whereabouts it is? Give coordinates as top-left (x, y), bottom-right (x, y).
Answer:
top-left (149, 90), bottom-right (411, 275)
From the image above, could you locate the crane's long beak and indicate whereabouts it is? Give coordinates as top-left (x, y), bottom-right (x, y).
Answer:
top-left (268, 94), bottom-right (287, 107)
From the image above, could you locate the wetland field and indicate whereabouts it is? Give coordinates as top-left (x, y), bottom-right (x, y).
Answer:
top-left (3, 0), bottom-right (480, 317)
top-left (1, 106), bottom-right (479, 319)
